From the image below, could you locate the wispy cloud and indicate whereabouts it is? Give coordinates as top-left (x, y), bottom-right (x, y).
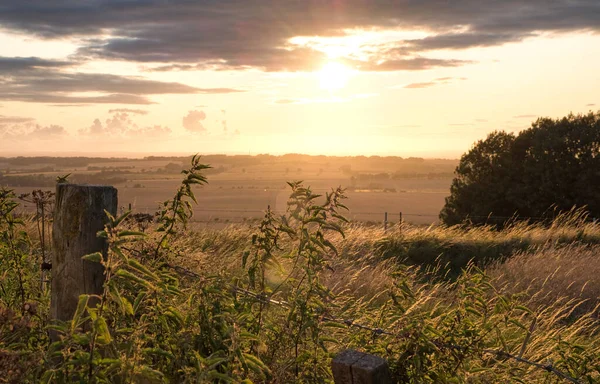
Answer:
top-left (108, 108), bottom-right (148, 115)
top-left (272, 97), bottom-right (347, 105)
top-left (0, 115), bottom-right (36, 124)
top-left (513, 114), bottom-right (538, 119)
top-left (399, 76), bottom-right (467, 89)
top-left (403, 81), bottom-right (438, 89)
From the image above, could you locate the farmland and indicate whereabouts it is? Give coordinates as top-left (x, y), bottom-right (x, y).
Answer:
top-left (0, 154), bottom-right (456, 225)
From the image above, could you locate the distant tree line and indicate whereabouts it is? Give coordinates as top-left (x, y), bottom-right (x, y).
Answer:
top-left (0, 172), bottom-right (127, 187)
top-left (441, 111), bottom-right (600, 225)
top-left (0, 156), bottom-right (129, 167)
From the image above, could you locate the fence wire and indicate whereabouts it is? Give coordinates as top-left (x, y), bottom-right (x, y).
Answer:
top-left (124, 206), bottom-right (581, 223)
top-left (166, 263), bottom-right (583, 384)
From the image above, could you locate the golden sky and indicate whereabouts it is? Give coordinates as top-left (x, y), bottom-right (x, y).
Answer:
top-left (0, 1), bottom-right (598, 157)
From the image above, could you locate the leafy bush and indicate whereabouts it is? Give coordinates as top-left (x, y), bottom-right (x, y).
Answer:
top-left (441, 111), bottom-right (600, 225)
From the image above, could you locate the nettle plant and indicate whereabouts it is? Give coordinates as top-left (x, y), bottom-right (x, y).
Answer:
top-left (239, 182), bottom-right (349, 382)
top-left (40, 157), bottom-right (352, 383)
top-left (0, 188), bottom-right (50, 381)
top-left (42, 156), bottom-right (263, 383)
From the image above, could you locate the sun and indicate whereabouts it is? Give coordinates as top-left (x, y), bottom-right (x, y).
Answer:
top-left (318, 62), bottom-right (353, 91)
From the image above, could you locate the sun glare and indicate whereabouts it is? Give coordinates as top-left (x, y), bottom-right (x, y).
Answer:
top-left (318, 62), bottom-right (353, 91)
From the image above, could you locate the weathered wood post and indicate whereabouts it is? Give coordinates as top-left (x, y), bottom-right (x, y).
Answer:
top-left (51, 184), bottom-right (117, 327)
top-left (384, 212), bottom-right (388, 231)
top-left (332, 349), bottom-right (392, 384)
top-left (399, 212), bottom-right (403, 232)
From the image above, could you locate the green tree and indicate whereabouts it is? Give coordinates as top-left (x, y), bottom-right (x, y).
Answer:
top-left (440, 111), bottom-right (600, 225)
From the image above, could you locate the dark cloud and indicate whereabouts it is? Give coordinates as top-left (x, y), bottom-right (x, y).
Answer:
top-left (2, 72), bottom-right (231, 94)
top-left (0, 56), bottom-right (71, 73)
top-left (0, 92), bottom-right (153, 104)
top-left (2, 1), bottom-right (595, 72)
top-left (108, 108), bottom-right (148, 115)
top-left (182, 110), bottom-right (207, 133)
top-left (144, 46), bottom-right (327, 72)
top-left (586, 103), bottom-right (596, 107)
top-left (405, 32), bottom-right (532, 52)
top-left (355, 58), bottom-right (472, 71)
top-left (0, 60), bottom-right (245, 104)
top-left (49, 104), bottom-right (90, 107)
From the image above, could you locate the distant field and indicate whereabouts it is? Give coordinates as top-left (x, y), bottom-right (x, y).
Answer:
top-left (1, 154), bottom-right (456, 225)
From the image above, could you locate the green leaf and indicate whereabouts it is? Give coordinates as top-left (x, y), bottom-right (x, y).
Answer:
top-left (95, 317), bottom-right (112, 344)
top-left (82, 252), bottom-right (103, 263)
top-left (322, 321), bottom-right (347, 329)
top-left (242, 353), bottom-right (271, 377)
top-left (143, 347), bottom-right (175, 359)
top-left (133, 292), bottom-right (147, 314)
top-left (515, 305), bottom-right (532, 314)
top-left (116, 269), bottom-right (155, 289)
top-left (509, 319), bottom-right (528, 331)
top-left (117, 230), bottom-right (147, 238)
top-left (127, 258), bottom-right (160, 282)
top-left (71, 294), bottom-right (90, 333)
top-left (208, 371), bottom-right (233, 382)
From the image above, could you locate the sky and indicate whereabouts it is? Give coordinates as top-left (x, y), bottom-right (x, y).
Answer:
top-left (0, 1), bottom-right (598, 158)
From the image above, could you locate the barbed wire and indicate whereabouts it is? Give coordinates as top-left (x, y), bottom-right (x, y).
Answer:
top-left (166, 263), bottom-right (583, 384)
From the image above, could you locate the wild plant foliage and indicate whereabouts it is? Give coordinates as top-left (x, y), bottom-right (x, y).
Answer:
top-left (0, 156), bottom-right (599, 383)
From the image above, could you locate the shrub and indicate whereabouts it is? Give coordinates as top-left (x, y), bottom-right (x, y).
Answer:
top-left (441, 111), bottom-right (600, 225)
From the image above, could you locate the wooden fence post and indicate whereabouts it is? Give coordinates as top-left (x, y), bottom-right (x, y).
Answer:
top-left (399, 212), bottom-right (403, 232)
top-left (384, 212), bottom-right (388, 231)
top-left (51, 184), bottom-right (117, 329)
top-left (332, 349), bottom-right (392, 384)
